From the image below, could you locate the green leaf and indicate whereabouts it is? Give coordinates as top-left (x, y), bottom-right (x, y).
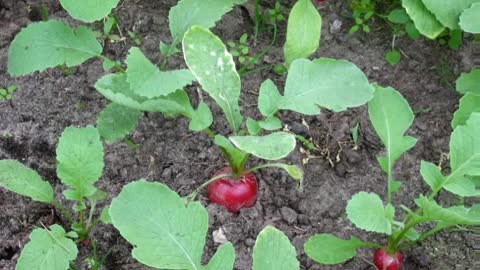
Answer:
top-left (421, 0), bottom-right (480, 29)
top-left (104, 16), bottom-right (117, 35)
top-left (169, 0), bottom-right (246, 48)
top-left (60, 0), bottom-right (119, 22)
top-left (304, 234), bottom-right (371, 265)
top-left (110, 180), bottom-right (235, 269)
top-left (402, 0), bottom-right (444, 39)
top-left (56, 127), bottom-right (104, 199)
top-left (126, 47), bottom-right (195, 98)
top-left (459, 3), bottom-right (480, 33)
top-left (368, 84), bottom-right (417, 175)
top-left (405, 22), bottom-right (421, 40)
top-left (388, 8), bottom-right (410, 24)
top-left (385, 50), bottom-right (401, 65)
top-left (8, 20), bottom-right (102, 76)
top-left (100, 207), bottom-right (112, 224)
top-left (416, 196), bottom-right (480, 226)
top-left (95, 74), bottom-right (196, 116)
top-left (252, 226), bottom-right (299, 270)
top-left (452, 93), bottom-right (480, 128)
top-left (16, 224), bottom-right (78, 270)
top-left (346, 192), bottom-right (393, 234)
top-left (7, 85), bottom-right (16, 93)
top-left (284, 0), bottom-right (322, 66)
top-left (189, 102), bottom-right (213, 132)
top-left (420, 161), bottom-right (445, 192)
top-left (214, 135), bottom-right (249, 171)
top-left (258, 117), bottom-right (282, 131)
top-left (97, 103), bottom-right (142, 143)
top-left (444, 113), bottom-right (480, 196)
top-left (258, 59), bottom-right (374, 117)
top-left (456, 68), bottom-right (480, 95)
top-left (183, 26), bottom-right (243, 133)
top-left (203, 243), bottom-right (235, 270)
top-left (0, 160), bottom-right (54, 203)
top-left (247, 118), bottom-right (262, 136)
top-left (448, 29), bottom-right (463, 50)
top-left (229, 132), bottom-right (296, 160)
top-left (0, 89), bottom-right (6, 96)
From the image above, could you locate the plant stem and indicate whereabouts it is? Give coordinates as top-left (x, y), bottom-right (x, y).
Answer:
top-left (185, 173), bottom-right (233, 203)
top-left (253, 0), bottom-right (261, 41)
top-left (52, 201), bottom-right (75, 224)
top-left (97, 55), bottom-right (126, 73)
top-left (397, 226), bottom-right (444, 251)
top-left (238, 23), bottom-right (277, 75)
top-left (239, 64), bottom-right (273, 77)
top-left (204, 128), bottom-right (216, 140)
top-left (79, 209), bottom-right (85, 229)
top-left (86, 200), bottom-right (97, 231)
top-left (388, 218), bottom-right (425, 252)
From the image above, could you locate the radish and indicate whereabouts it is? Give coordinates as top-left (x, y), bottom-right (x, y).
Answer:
top-left (373, 249), bottom-right (402, 270)
top-left (207, 167), bottom-right (257, 212)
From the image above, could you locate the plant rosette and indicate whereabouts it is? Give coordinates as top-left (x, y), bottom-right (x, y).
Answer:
top-left (207, 166), bottom-right (258, 212)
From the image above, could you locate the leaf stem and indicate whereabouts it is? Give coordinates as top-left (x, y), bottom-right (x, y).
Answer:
top-left (185, 173), bottom-right (233, 203)
top-left (86, 200), bottom-right (97, 232)
top-left (397, 226), bottom-right (444, 251)
top-left (253, 0), bottom-right (261, 42)
top-left (97, 55), bottom-right (126, 73)
top-left (52, 200), bottom-right (75, 224)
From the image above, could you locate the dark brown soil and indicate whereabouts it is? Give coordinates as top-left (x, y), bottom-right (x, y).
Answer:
top-left (0, 0), bottom-right (477, 269)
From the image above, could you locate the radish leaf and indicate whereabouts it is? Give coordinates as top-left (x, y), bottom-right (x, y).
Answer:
top-left (456, 68), bottom-right (480, 95)
top-left (402, 0), bottom-right (444, 39)
top-left (346, 192), bottom-right (394, 234)
top-left (416, 196), bottom-right (480, 226)
top-left (252, 226), bottom-right (299, 270)
top-left (60, 0), bottom-right (119, 23)
top-left (452, 93), bottom-right (480, 128)
top-left (421, 0), bottom-right (480, 29)
top-left (459, 3), bottom-right (480, 33)
top-left (304, 234), bottom-right (372, 264)
top-left (230, 132), bottom-right (296, 160)
top-left (96, 103), bottom-right (142, 143)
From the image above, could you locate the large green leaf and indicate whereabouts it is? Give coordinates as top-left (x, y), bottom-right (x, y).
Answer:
top-left (284, 0), bottom-right (321, 66)
top-left (346, 192), bottom-right (394, 234)
top-left (96, 103), bottom-right (142, 143)
top-left (460, 3), bottom-right (480, 33)
top-left (456, 68), bottom-right (480, 95)
top-left (16, 224), bottom-right (78, 270)
top-left (126, 47), bottom-right (194, 98)
top-left (368, 85), bottom-right (417, 176)
top-left (416, 196), bottom-right (480, 226)
top-left (452, 93), bottom-right (480, 129)
top-left (56, 127), bottom-right (104, 200)
top-left (402, 0), bottom-right (444, 39)
top-left (304, 234), bottom-right (370, 265)
top-left (169, 0), bottom-right (246, 48)
top-left (60, 0), bottom-right (119, 23)
top-left (0, 160), bottom-right (54, 203)
top-left (183, 26), bottom-right (243, 133)
top-left (421, 0), bottom-right (480, 29)
top-left (8, 20), bottom-right (102, 76)
top-left (444, 113), bottom-right (480, 196)
top-left (110, 180), bottom-right (235, 270)
top-left (252, 226), bottom-right (299, 270)
top-left (229, 132), bottom-right (296, 160)
top-left (258, 59), bottom-right (374, 117)
top-left (420, 161), bottom-right (445, 192)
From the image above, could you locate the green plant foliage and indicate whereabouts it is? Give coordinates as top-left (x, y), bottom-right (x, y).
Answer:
top-left (214, 135), bottom-right (249, 171)
top-left (8, 21), bottom-right (102, 76)
top-left (60, 0), bottom-right (120, 23)
top-left (168, 0), bottom-right (246, 49)
top-left (189, 102), bottom-right (214, 132)
top-left (0, 160), bottom-right (54, 203)
top-left (16, 225), bottom-right (78, 270)
top-left (456, 68), bottom-right (480, 95)
top-left (402, 0), bottom-right (444, 39)
top-left (421, 0), bottom-right (480, 29)
top-left (96, 103), bottom-right (142, 143)
top-left (284, 0), bottom-right (321, 66)
top-left (346, 192), bottom-right (394, 234)
top-left (452, 93), bottom-right (480, 128)
top-left (258, 59), bottom-right (374, 116)
top-left (229, 132), bottom-right (296, 160)
top-left (388, 8), bottom-right (410, 24)
top-left (385, 50), bottom-right (401, 65)
top-left (419, 161), bottom-right (445, 192)
top-left (126, 47), bottom-right (195, 98)
top-left (304, 234), bottom-right (371, 265)
top-left (110, 180), bottom-right (235, 269)
top-left (416, 196), bottom-right (480, 226)
top-left (252, 226), bottom-right (299, 270)
top-left (183, 26), bottom-right (243, 133)
top-left (56, 127), bottom-right (104, 200)
top-left (459, 3), bottom-right (480, 33)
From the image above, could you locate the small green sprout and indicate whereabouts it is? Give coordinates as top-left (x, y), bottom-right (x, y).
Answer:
top-left (0, 85), bottom-right (17, 101)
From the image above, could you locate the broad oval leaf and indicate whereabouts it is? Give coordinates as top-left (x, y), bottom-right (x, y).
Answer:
top-left (16, 224), bottom-right (78, 270)
top-left (258, 59), bottom-right (374, 117)
top-left (304, 234), bottom-right (369, 265)
top-left (456, 68), bottom-right (480, 95)
top-left (416, 196), bottom-right (480, 226)
top-left (346, 192), bottom-right (393, 234)
top-left (229, 132), bottom-right (296, 160)
top-left (110, 180), bottom-right (235, 269)
top-left (60, 0), bottom-right (119, 23)
top-left (420, 161), bottom-right (445, 192)
top-left (0, 160), bottom-right (54, 203)
top-left (452, 93), bottom-right (480, 129)
top-left (402, 0), bottom-right (444, 39)
top-left (459, 3), bottom-right (480, 33)
top-left (421, 0), bottom-right (480, 29)
top-left (183, 26), bottom-right (243, 133)
top-left (126, 47), bottom-right (195, 98)
top-left (252, 226), bottom-right (299, 270)
top-left (189, 102), bottom-right (213, 132)
top-left (284, 0), bottom-right (321, 66)
top-left (96, 103), bottom-right (142, 143)
top-left (8, 21), bottom-right (102, 76)
top-left (56, 127), bottom-right (104, 199)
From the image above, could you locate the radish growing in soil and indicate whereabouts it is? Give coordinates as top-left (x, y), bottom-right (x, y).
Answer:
top-left (304, 85), bottom-right (480, 269)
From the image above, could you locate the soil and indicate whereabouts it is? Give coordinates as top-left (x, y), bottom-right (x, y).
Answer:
top-left (0, 0), bottom-right (477, 269)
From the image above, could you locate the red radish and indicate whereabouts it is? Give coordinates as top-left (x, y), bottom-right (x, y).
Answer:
top-left (207, 167), bottom-right (257, 213)
top-left (373, 249), bottom-right (402, 270)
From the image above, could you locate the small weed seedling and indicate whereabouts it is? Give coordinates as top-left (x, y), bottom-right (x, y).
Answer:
top-left (0, 127), bottom-right (111, 270)
top-left (0, 84), bottom-right (17, 101)
top-left (304, 85), bottom-right (480, 270)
